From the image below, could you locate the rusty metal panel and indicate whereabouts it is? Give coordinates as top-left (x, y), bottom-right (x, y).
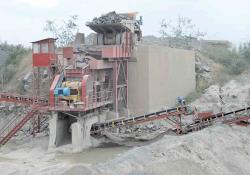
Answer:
top-left (82, 75), bottom-right (89, 106)
top-left (102, 45), bottom-right (131, 58)
top-left (49, 74), bottom-right (60, 107)
top-left (33, 53), bottom-right (55, 67)
top-left (197, 111), bottom-right (214, 120)
top-left (102, 46), bottom-right (115, 58)
top-left (63, 47), bottom-right (73, 59)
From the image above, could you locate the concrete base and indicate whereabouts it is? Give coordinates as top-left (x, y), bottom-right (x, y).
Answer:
top-left (71, 116), bottom-right (98, 152)
top-left (48, 112), bottom-right (102, 152)
top-left (48, 112), bottom-right (71, 149)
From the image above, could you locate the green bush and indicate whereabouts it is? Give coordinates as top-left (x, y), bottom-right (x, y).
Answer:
top-left (201, 45), bottom-right (248, 76)
top-left (4, 44), bottom-right (29, 66)
top-left (0, 42), bottom-right (29, 84)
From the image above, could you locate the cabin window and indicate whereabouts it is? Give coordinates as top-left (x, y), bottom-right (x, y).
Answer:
top-left (41, 43), bottom-right (49, 53)
top-left (32, 43), bottom-right (40, 53)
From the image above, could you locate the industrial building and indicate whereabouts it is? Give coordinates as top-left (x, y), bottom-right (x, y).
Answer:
top-left (0, 12), bottom-right (198, 151)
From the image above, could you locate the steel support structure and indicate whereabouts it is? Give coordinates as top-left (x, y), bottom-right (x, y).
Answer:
top-left (32, 112), bottom-right (42, 137)
top-left (113, 59), bottom-right (128, 114)
top-left (32, 67), bottom-right (40, 98)
top-left (32, 63), bottom-right (55, 99)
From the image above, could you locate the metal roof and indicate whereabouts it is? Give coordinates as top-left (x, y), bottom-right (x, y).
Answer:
top-left (31, 38), bottom-right (57, 43)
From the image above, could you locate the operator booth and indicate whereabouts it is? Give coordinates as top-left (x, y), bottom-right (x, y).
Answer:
top-left (32, 38), bottom-right (57, 67)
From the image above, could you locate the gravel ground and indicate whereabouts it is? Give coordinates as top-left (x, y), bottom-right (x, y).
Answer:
top-left (0, 125), bottom-right (249, 175)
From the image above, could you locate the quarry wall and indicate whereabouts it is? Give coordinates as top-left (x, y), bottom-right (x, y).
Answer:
top-left (128, 45), bottom-right (195, 116)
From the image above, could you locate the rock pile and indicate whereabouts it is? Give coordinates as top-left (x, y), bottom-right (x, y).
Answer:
top-left (195, 51), bottom-right (214, 84)
top-left (91, 11), bottom-right (129, 24)
top-left (192, 73), bottom-right (250, 113)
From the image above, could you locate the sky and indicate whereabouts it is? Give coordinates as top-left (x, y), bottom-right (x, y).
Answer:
top-left (0, 0), bottom-right (250, 46)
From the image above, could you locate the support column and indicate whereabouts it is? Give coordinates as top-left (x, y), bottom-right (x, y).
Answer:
top-left (71, 116), bottom-right (98, 152)
top-left (48, 112), bottom-right (58, 149)
top-left (48, 112), bottom-right (70, 149)
top-left (113, 59), bottom-right (128, 118)
top-left (113, 61), bottom-right (118, 113)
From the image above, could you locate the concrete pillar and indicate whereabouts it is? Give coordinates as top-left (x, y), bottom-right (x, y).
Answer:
top-left (48, 112), bottom-right (58, 149)
top-left (71, 116), bottom-right (98, 152)
top-left (71, 120), bottom-right (84, 152)
top-left (48, 112), bottom-right (70, 150)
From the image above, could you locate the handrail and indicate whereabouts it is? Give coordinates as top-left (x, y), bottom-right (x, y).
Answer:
top-left (52, 88), bottom-right (113, 111)
top-left (0, 109), bottom-right (38, 145)
top-left (0, 113), bottom-right (23, 137)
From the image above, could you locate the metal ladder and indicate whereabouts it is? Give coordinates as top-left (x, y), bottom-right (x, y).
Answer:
top-left (0, 109), bottom-right (38, 145)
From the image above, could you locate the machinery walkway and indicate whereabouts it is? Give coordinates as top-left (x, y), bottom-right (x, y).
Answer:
top-left (0, 91), bottom-right (114, 145)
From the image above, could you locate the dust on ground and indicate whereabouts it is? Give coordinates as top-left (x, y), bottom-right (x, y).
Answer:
top-left (0, 125), bottom-right (249, 175)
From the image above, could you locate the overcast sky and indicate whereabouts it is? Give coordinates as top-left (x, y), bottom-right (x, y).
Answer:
top-left (0, 0), bottom-right (250, 46)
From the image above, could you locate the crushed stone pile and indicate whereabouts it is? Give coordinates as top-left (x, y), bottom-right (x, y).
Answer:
top-left (1, 125), bottom-right (248, 175)
top-left (192, 73), bottom-right (250, 113)
top-left (61, 125), bottom-right (250, 175)
top-left (91, 11), bottom-right (130, 24)
top-left (195, 51), bottom-right (214, 84)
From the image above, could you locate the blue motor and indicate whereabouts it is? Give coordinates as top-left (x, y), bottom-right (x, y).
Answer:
top-left (63, 87), bottom-right (70, 96)
top-left (54, 87), bottom-right (70, 96)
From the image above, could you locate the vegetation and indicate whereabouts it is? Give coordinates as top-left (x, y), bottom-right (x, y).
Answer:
top-left (159, 16), bottom-right (250, 102)
top-left (44, 15), bottom-right (79, 47)
top-left (159, 16), bottom-right (205, 49)
top-left (0, 42), bottom-right (29, 87)
top-left (160, 16), bottom-right (250, 76)
top-left (201, 45), bottom-right (247, 75)
top-left (185, 45), bottom-right (250, 103)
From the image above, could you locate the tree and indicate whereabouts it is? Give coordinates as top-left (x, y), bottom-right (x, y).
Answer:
top-left (44, 15), bottom-right (79, 47)
top-left (0, 42), bottom-right (29, 88)
top-left (238, 42), bottom-right (250, 62)
top-left (159, 16), bottom-right (205, 49)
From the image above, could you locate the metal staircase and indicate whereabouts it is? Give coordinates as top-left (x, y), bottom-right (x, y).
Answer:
top-left (0, 109), bottom-right (38, 145)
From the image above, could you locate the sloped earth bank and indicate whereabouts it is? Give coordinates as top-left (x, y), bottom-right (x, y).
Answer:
top-left (0, 125), bottom-right (249, 175)
top-left (192, 72), bottom-right (250, 113)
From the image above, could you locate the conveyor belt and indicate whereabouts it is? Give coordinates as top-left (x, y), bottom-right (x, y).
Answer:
top-left (91, 106), bottom-right (250, 135)
top-left (91, 106), bottom-right (191, 134)
top-left (184, 107), bottom-right (250, 133)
